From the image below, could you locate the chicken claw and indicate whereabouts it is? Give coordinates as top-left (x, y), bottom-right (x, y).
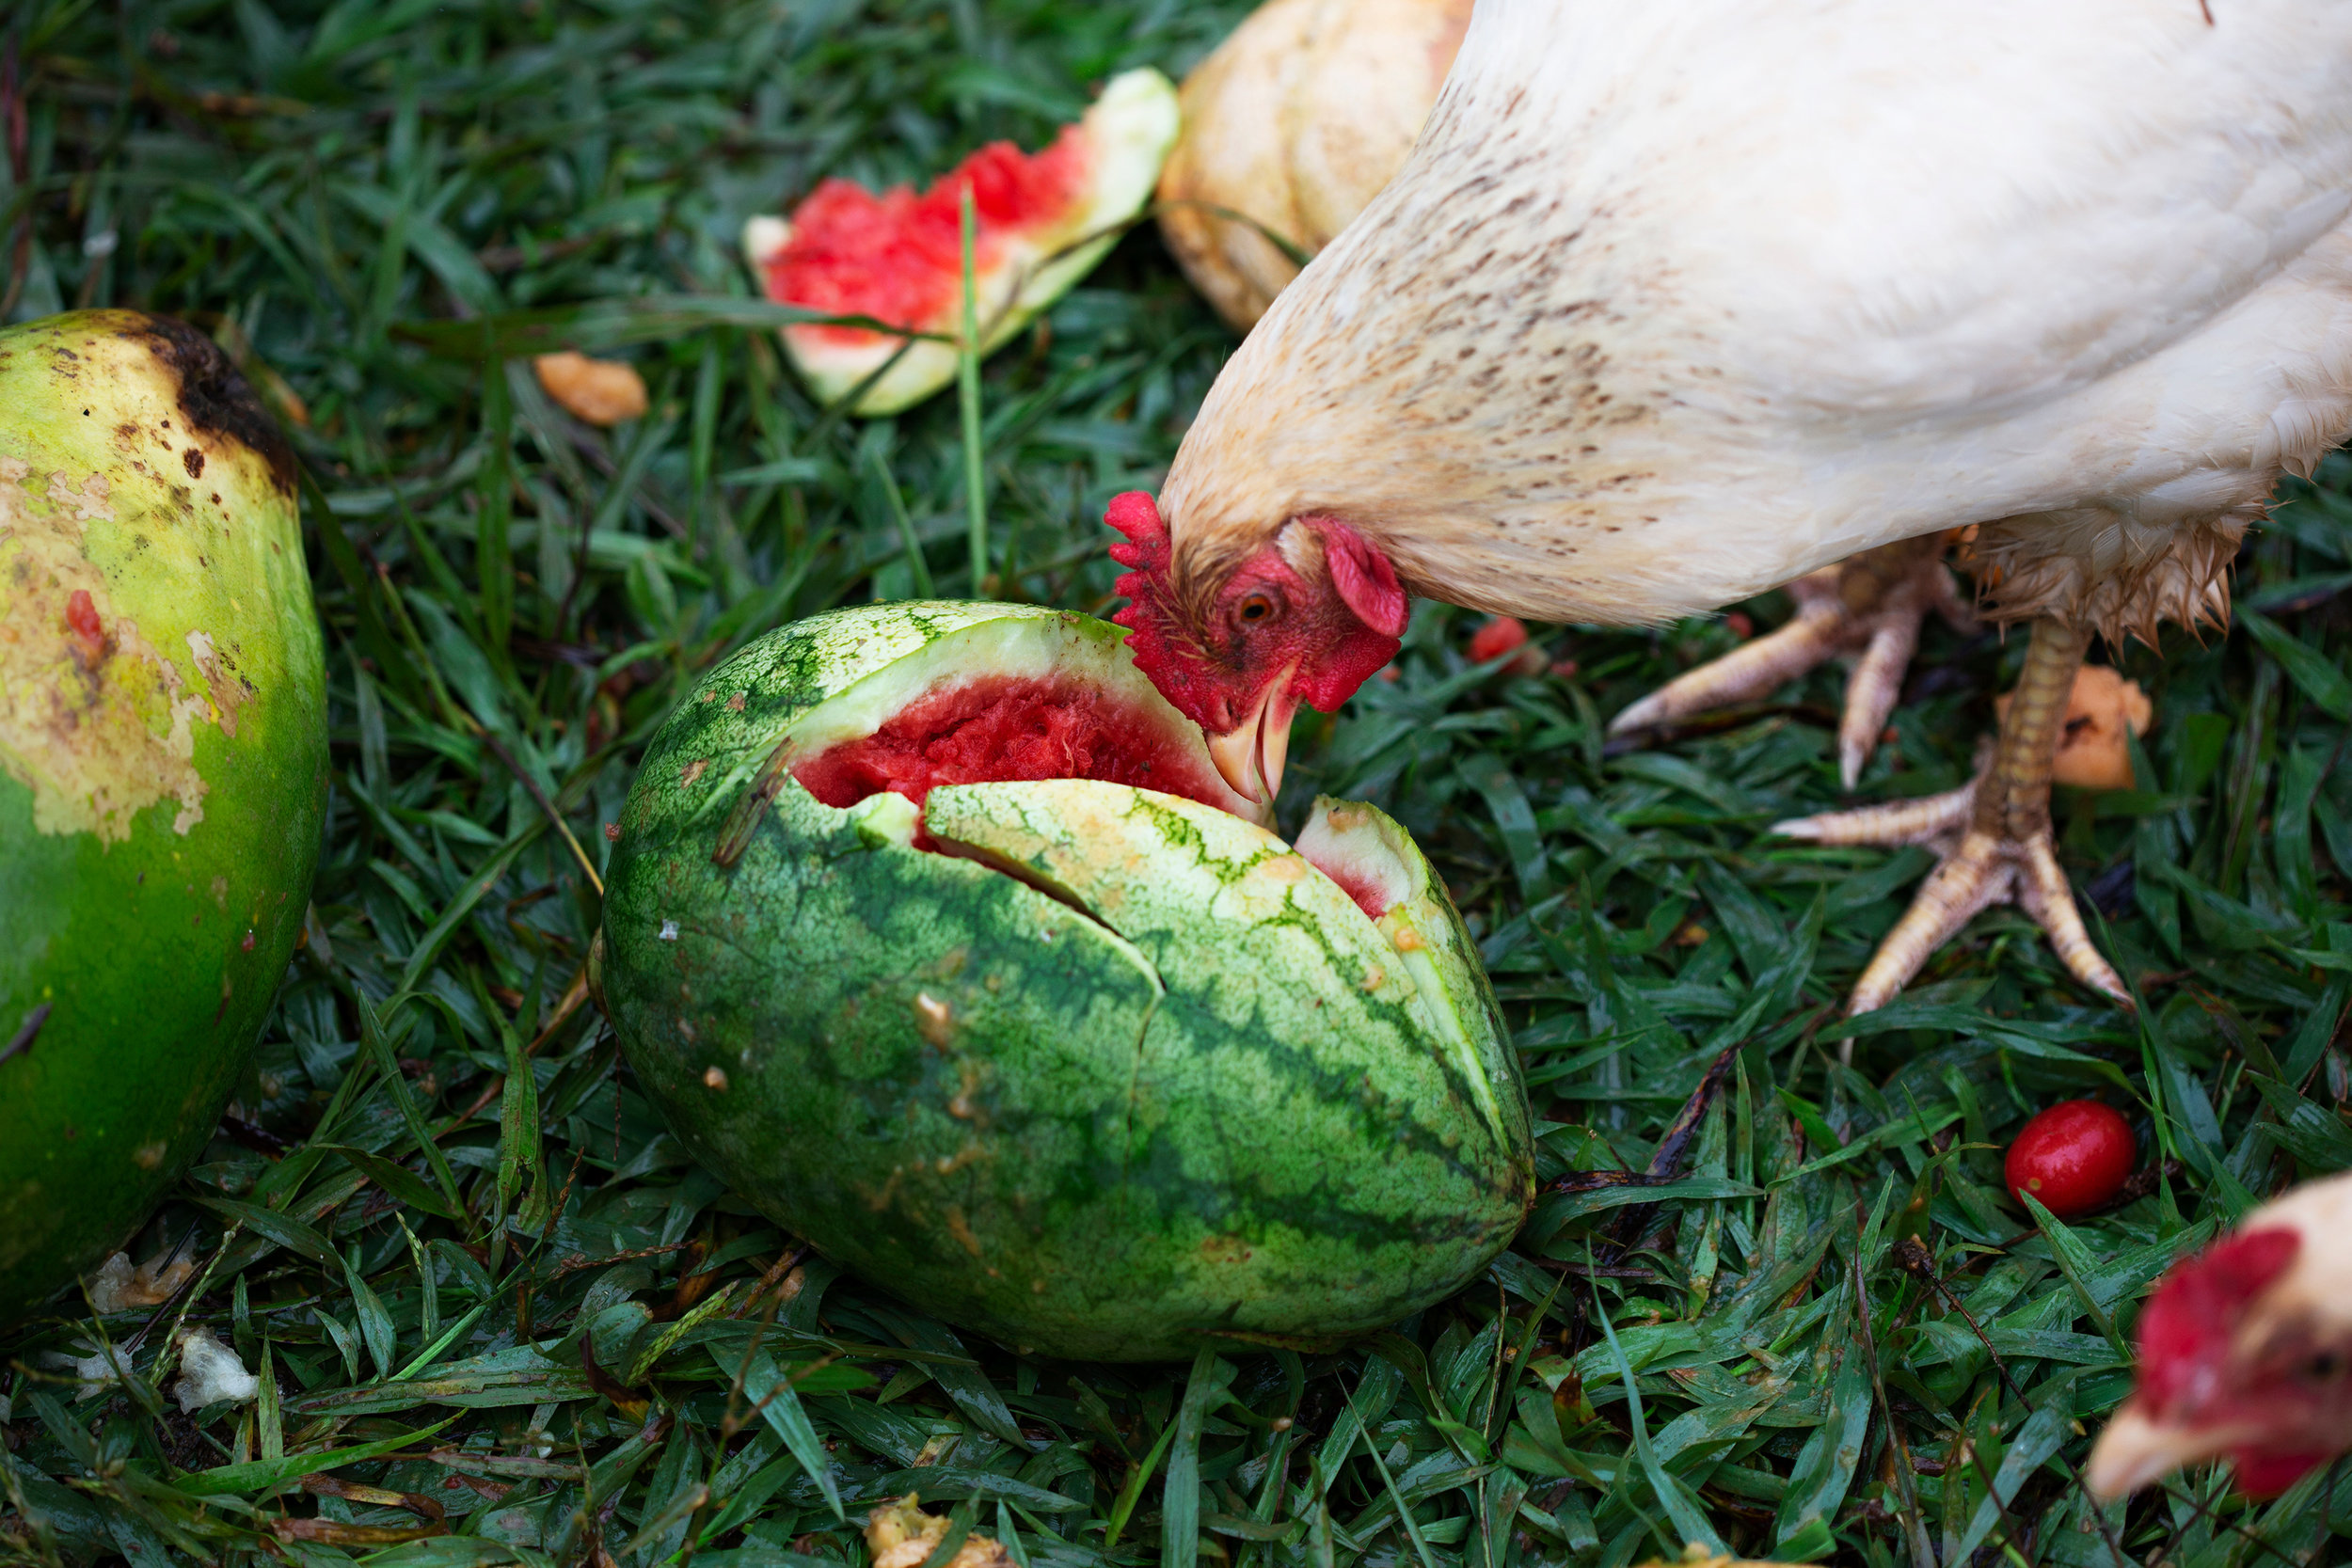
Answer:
top-left (1773, 616), bottom-right (2129, 1017)
top-left (1609, 532), bottom-right (1973, 786)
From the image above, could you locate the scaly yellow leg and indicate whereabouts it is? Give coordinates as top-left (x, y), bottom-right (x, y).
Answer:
top-left (1610, 532), bottom-right (1971, 786)
top-left (1775, 617), bottom-right (2130, 1016)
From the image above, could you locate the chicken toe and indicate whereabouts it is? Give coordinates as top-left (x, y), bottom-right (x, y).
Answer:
top-left (1610, 531), bottom-right (1973, 786)
top-left (1773, 616), bottom-right (2129, 1018)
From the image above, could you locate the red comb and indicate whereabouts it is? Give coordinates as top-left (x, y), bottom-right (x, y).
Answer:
top-left (1105, 490), bottom-right (1169, 582)
top-left (1103, 491), bottom-right (1209, 719)
top-left (2137, 1227), bottom-right (2300, 1413)
top-left (1104, 490), bottom-right (1169, 617)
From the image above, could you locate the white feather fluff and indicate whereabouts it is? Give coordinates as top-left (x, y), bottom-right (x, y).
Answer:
top-left (2240, 1168), bottom-right (2352, 1338)
top-left (171, 1326), bottom-right (260, 1412)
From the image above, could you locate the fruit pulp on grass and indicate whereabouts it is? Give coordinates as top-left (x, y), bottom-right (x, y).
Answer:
top-left (746, 70), bottom-right (1180, 416)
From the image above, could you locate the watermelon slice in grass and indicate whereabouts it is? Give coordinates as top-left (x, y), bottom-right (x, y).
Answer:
top-left (744, 69), bottom-right (1180, 416)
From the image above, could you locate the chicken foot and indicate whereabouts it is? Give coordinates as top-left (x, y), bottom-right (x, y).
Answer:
top-left (1608, 532), bottom-right (1973, 786)
top-left (1773, 616), bottom-right (2131, 1016)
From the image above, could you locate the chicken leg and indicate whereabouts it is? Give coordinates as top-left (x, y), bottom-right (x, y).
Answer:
top-left (1607, 532), bottom-right (1974, 786)
top-left (1773, 616), bottom-right (2130, 1015)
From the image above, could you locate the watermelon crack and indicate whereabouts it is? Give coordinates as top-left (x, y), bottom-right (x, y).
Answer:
top-left (930, 829), bottom-right (1126, 937)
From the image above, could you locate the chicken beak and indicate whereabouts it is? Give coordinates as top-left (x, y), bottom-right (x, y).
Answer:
top-left (2087, 1400), bottom-right (2242, 1500)
top-left (1206, 672), bottom-right (1299, 806)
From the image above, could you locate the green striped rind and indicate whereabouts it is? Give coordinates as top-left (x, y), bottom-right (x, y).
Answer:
top-left (0, 311), bottom-right (326, 1323)
top-left (601, 603), bottom-right (1533, 1361)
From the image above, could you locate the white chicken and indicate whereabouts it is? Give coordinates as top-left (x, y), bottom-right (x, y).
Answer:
top-left (2089, 1169), bottom-right (2352, 1499)
top-left (1111, 0), bottom-right (2352, 1012)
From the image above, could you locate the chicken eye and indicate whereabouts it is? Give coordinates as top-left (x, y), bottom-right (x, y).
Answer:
top-left (2305, 1351), bottom-right (2345, 1383)
top-left (1235, 592), bottom-right (1280, 626)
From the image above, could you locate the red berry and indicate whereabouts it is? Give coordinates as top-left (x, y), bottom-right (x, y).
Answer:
top-left (2005, 1100), bottom-right (2136, 1218)
top-left (1469, 616), bottom-right (1529, 663)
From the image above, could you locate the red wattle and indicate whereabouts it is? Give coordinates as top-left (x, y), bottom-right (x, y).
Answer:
top-left (2230, 1447), bottom-right (2328, 1498)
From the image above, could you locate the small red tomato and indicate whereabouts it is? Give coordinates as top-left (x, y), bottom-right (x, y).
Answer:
top-left (1469, 615), bottom-right (1530, 663)
top-left (2005, 1100), bottom-right (2136, 1217)
top-left (1724, 610), bottom-right (1755, 639)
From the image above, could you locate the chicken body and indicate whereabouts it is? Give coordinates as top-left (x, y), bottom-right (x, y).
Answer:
top-left (1122, 0), bottom-right (2352, 1009)
top-left (1163, 0), bottom-right (2352, 638)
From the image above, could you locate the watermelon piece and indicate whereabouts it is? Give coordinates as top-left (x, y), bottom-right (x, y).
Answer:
top-left (743, 69), bottom-right (1180, 416)
top-left (596, 601), bottom-right (1532, 1361)
top-left (0, 312), bottom-right (326, 1325)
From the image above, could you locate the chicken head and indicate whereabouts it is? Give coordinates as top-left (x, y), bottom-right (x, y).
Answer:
top-left (2089, 1171), bottom-right (2352, 1500)
top-left (1107, 490), bottom-right (1407, 801)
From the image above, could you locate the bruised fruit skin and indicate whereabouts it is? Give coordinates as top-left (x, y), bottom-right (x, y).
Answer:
top-left (745, 70), bottom-right (1179, 416)
top-left (1157, 0), bottom-right (1472, 332)
top-left (598, 601), bottom-right (1533, 1361)
top-left (2006, 1101), bottom-right (2137, 1218)
top-left (0, 311), bottom-right (326, 1323)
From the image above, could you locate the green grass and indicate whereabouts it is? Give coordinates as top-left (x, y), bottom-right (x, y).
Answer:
top-left (5, 2), bottom-right (2351, 1567)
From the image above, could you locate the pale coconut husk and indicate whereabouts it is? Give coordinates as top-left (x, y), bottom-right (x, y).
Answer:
top-left (1156, 0), bottom-right (1470, 333)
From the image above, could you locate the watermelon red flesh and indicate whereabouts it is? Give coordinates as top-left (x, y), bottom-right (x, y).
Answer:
top-left (744, 71), bottom-right (1176, 418)
top-left (792, 673), bottom-right (1244, 847)
top-left (1311, 861), bottom-right (1395, 922)
top-left (790, 671), bottom-right (1402, 917)
top-left (767, 131), bottom-right (1091, 345)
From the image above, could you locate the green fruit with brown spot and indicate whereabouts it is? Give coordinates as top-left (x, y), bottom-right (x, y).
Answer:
top-left (0, 311), bottom-right (326, 1323)
top-left (596, 601), bottom-right (1534, 1361)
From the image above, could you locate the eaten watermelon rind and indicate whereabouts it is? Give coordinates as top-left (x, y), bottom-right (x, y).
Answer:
top-left (744, 68), bottom-right (1180, 416)
top-left (1295, 798), bottom-right (1526, 1147)
top-left (599, 601), bottom-right (1534, 1361)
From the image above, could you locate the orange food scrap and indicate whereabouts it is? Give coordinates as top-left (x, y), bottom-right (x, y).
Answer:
top-left (866, 1497), bottom-right (1010, 1568)
top-left (1469, 615), bottom-right (1527, 662)
top-left (532, 352), bottom-right (649, 426)
top-left (1994, 663), bottom-right (2152, 791)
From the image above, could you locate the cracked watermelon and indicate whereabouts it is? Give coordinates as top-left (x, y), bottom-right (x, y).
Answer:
top-left (596, 602), bottom-right (1532, 1361)
top-left (0, 311), bottom-right (326, 1323)
top-left (743, 69), bottom-right (1180, 417)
